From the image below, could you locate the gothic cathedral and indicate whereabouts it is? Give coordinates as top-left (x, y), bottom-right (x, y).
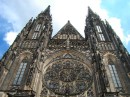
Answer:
top-left (0, 6), bottom-right (130, 97)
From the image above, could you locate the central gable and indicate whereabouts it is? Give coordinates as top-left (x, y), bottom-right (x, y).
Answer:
top-left (52, 21), bottom-right (84, 40)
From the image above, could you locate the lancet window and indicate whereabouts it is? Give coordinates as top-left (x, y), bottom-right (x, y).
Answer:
top-left (96, 25), bottom-right (105, 41)
top-left (99, 34), bottom-right (105, 41)
top-left (13, 59), bottom-right (27, 85)
top-left (35, 24), bottom-right (41, 31)
top-left (32, 32), bottom-right (39, 39)
top-left (108, 60), bottom-right (122, 91)
top-left (96, 25), bottom-right (102, 33)
top-left (32, 24), bottom-right (41, 39)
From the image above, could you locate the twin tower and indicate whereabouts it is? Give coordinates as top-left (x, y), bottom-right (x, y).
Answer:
top-left (0, 6), bottom-right (130, 97)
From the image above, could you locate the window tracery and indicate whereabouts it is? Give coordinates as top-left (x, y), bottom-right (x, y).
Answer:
top-left (99, 34), bottom-right (105, 41)
top-left (108, 59), bottom-right (122, 91)
top-left (96, 25), bottom-right (102, 33)
top-left (35, 24), bottom-right (41, 31)
top-left (43, 59), bottom-right (92, 96)
top-left (32, 32), bottom-right (39, 39)
top-left (13, 59), bottom-right (27, 85)
top-left (87, 87), bottom-right (94, 97)
top-left (41, 87), bottom-right (48, 97)
top-left (48, 39), bottom-right (88, 51)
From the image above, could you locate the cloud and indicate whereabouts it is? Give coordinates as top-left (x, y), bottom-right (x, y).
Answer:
top-left (0, 0), bottom-right (129, 46)
top-left (0, 0), bottom-right (45, 31)
top-left (4, 31), bottom-right (18, 45)
top-left (0, 0), bottom-right (46, 45)
top-left (108, 17), bottom-right (124, 41)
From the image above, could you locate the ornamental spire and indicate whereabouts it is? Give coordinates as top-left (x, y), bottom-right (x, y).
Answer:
top-left (43, 5), bottom-right (50, 15)
top-left (37, 5), bottom-right (51, 18)
top-left (88, 6), bottom-right (95, 16)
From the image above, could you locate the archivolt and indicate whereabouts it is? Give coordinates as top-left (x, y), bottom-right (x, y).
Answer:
top-left (17, 50), bottom-right (33, 61)
top-left (103, 52), bottom-right (120, 65)
top-left (42, 49), bottom-right (92, 75)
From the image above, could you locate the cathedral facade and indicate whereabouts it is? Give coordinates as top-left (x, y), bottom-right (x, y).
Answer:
top-left (0, 6), bottom-right (130, 97)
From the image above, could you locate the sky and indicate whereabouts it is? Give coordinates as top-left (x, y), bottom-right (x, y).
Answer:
top-left (0, 0), bottom-right (130, 58)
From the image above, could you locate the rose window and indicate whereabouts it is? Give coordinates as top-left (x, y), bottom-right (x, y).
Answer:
top-left (43, 60), bottom-right (92, 96)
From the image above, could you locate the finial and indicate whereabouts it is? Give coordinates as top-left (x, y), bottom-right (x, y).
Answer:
top-left (88, 6), bottom-right (91, 10)
top-left (68, 20), bottom-right (70, 23)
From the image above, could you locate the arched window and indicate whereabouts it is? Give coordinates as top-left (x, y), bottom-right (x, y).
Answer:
top-left (13, 59), bottom-right (27, 85)
top-left (99, 34), bottom-right (105, 41)
top-left (32, 32), bottom-right (39, 39)
top-left (96, 25), bottom-right (102, 33)
top-left (96, 25), bottom-right (105, 41)
top-left (108, 59), bottom-right (122, 90)
top-left (35, 24), bottom-right (41, 31)
top-left (32, 23), bottom-right (41, 39)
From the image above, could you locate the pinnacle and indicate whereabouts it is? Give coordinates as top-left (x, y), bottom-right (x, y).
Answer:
top-left (39, 5), bottom-right (50, 16)
top-left (88, 6), bottom-right (94, 15)
top-left (68, 20), bottom-right (70, 23)
top-left (44, 5), bottom-right (50, 13)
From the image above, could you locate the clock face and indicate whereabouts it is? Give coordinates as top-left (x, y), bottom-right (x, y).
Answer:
top-left (43, 60), bottom-right (92, 96)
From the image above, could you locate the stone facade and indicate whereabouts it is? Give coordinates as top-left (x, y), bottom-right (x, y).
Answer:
top-left (0, 6), bottom-right (130, 97)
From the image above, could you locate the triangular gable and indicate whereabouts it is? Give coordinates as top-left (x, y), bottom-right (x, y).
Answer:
top-left (63, 53), bottom-right (73, 58)
top-left (52, 21), bottom-right (84, 40)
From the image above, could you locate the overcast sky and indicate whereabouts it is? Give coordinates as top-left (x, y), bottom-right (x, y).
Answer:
top-left (0, 0), bottom-right (130, 58)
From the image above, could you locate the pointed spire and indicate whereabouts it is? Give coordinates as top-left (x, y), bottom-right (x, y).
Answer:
top-left (38, 5), bottom-right (50, 18)
top-left (68, 20), bottom-right (70, 24)
top-left (44, 5), bottom-right (50, 14)
top-left (87, 6), bottom-right (100, 20)
top-left (43, 5), bottom-right (50, 15)
top-left (88, 6), bottom-right (95, 15)
top-left (25, 17), bottom-right (33, 28)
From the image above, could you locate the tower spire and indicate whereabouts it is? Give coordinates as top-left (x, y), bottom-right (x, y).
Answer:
top-left (88, 6), bottom-right (95, 15)
top-left (38, 5), bottom-right (51, 18)
top-left (87, 6), bottom-right (100, 19)
top-left (0, 4), bottom-right (130, 97)
top-left (43, 5), bottom-right (50, 15)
